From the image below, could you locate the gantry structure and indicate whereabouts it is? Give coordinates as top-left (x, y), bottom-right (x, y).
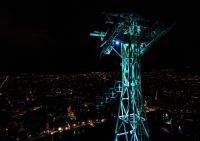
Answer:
top-left (90, 13), bottom-right (173, 141)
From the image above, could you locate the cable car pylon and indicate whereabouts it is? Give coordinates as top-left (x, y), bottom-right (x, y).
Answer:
top-left (90, 12), bottom-right (174, 141)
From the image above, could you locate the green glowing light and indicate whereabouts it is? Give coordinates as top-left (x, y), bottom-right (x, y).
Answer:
top-left (90, 13), bottom-right (173, 141)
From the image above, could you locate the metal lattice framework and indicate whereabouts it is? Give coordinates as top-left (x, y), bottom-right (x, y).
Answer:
top-left (90, 13), bottom-right (173, 141)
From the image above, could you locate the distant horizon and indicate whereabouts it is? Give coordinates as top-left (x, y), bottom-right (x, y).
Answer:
top-left (1, 65), bottom-right (200, 76)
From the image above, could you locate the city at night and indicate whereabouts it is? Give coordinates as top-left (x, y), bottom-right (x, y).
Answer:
top-left (0, 1), bottom-right (200, 141)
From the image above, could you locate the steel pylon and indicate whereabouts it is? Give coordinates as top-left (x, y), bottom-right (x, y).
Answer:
top-left (114, 42), bottom-right (149, 141)
top-left (90, 12), bottom-right (174, 141)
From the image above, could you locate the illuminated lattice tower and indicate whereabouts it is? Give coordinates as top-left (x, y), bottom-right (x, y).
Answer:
top-left (90, 13), bottom-right (173, 141)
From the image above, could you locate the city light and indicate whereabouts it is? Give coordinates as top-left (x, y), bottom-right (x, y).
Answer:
top-left (58, 127), bottom-right (62, 132)
top-left (101, 119), bottom-right (106, 122)
top-left (1, 68), bottom-right (200, 140)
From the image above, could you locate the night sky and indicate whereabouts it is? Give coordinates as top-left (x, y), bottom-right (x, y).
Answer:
top-left (0, 1), bottom-right (199, 74)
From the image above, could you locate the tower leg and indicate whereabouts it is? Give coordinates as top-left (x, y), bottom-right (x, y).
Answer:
top-left (114, 43), bottom-right (150, 141)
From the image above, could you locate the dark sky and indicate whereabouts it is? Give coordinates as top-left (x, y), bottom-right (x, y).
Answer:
top-left (0, 0), bottom-right (199, 73)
